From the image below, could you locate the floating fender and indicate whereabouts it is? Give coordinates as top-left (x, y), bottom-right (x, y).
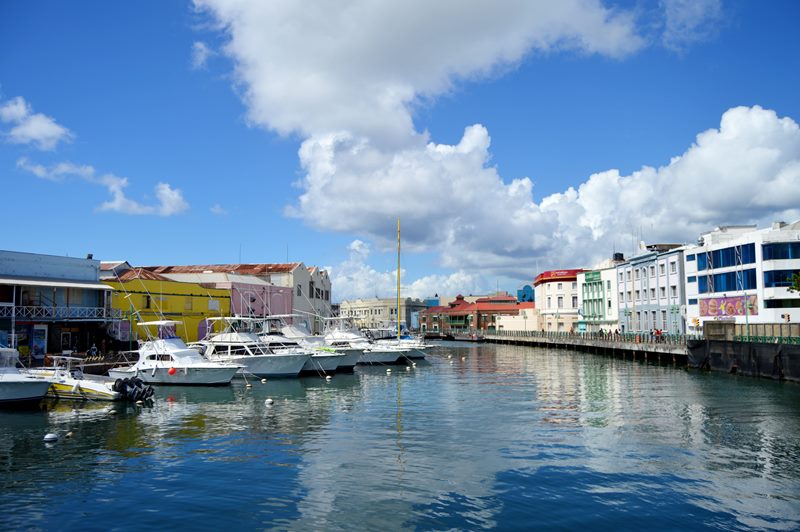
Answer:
top-left (113, 379), bottom-right (123, 393)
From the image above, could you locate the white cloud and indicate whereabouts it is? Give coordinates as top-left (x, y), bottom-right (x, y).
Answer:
top-left (0, 96), bottom-right (73, 150)
top-left (191, 41), bottom-right (214, 69)
top-left (195, 0), bottom-right (644, 145)
top-left (16, 158), bottom-right (190, 216)
top-left (660, 0), bottom-right (723, 52)
top-left (328, 239), bottom-right (484, 301)
top-left (210, 203), bottom-right (228, 215)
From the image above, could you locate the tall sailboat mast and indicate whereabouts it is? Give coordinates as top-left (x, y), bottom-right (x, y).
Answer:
top-left (397, 217), bottom-right (401, 342)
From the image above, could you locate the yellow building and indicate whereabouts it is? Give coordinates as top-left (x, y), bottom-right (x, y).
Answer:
top-left (101, 264), bottom-right (230, 343)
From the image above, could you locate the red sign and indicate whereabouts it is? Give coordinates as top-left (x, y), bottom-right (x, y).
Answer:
top-left (534, 269), bottom-right (584, 285)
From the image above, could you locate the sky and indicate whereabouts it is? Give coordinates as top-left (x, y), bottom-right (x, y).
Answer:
top-left (1, 0), bottom-right (799, 302)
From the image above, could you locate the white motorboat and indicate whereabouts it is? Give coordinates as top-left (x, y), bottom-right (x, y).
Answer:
top-left (281, 320), bottom-right (362, 371)
top-left (0, 347), bottom-right (51, 406)
top-left (192, 317), bottom-right (310, 378)
top-left (321, 319), bottom-right (408, 365)
top-left (260, 330), bottom-right (345, 375)
top-left (24, 356), bottom-right (131, 401)
top-left (108, 321), bottom-right (241, 385)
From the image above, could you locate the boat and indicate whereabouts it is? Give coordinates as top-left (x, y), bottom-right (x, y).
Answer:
top-left (24, 356), bottom-right (153, 401)
top-left (191, 317), bottom-right (311, 378)
top-left (0, 347), bottom-right (52, 407)
top-left (280, 316), bottom-right (363, 371)
top-left (108, 321), bottom-right (241, 385)
top-left (257, 318), bottom-right (345, 375)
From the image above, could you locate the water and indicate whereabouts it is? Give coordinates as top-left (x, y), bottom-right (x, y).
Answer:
top-left (2, 343), bottom-right (799, 530)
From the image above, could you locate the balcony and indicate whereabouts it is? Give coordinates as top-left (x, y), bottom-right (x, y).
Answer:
top-left (0, 305), bottom-right (122, 321)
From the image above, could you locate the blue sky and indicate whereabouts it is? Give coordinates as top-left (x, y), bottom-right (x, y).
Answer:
top-left (2, 0), bottom-right (799, 302)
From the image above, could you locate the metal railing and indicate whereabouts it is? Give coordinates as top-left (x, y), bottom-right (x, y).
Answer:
top-left (0, 305), bottom-right (122, 321)
top-left (492, 329), bottom-right (701, 346)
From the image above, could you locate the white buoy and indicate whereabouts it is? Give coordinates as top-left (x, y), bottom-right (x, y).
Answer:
top-left (412, 362), bottom-right (417, 367)
top-left (386, 368), bottom-right (392, 374)
top-left (405, 366), bottom-right (411, 371)
top-left (246, 383), bottom-right (253, 388)
top-left (461, 356), bottom-right (466, 361)
top-left (109, 409), bottom-right (118, 415)
top-left (261, 378), bottom-right (267, 383)
top-left (43, 433), bottom-right (59, 442)
top-left (325, 375), bottom-right (332, 381)
top-left (450, 360), bottom-right (454, 365)
top-left (65, 431), bottom-right (73, 439)
top-left (448, 355), bottom-right (452, 359)
top-left (265, 397), bottom-right (274, 405)
top-left (136, 400), bottom-right (143, 405)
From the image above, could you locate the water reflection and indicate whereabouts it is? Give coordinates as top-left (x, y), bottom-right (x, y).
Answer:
top-left (0, 344), bottom-right (799, 530)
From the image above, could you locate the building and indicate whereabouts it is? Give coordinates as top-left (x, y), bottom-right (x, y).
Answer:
top-left (534, 270), bottom-right (585, 332)
top-left (495, 307), bottom-right (541, 332)
top-left (683, 221), bottom-right (800, 335)
top-left (339, 297), bottom-right (426, 331)
top-left (616, 244), bottom-right (686, 334)
top-left (0, 250), bottom-right (117, 361)
top-left (419, 293), bottom-right (534, 335)
top-left (577, 254), bottom-right (625, 333)
top-left (101, 263), bottom-right (231, 343)
top-left (143, 262), bottom-right (332, 333)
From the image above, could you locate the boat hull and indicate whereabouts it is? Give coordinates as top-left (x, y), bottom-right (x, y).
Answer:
top-left (302, 353), bottom-right (346, 373)
top-left (358, 349), bottom-right (405, 365)
top-left (108, 365), bottom-right (238, 385)
top-left (0, 379), bottom-right (51, 406)
top-left (217, 353), bottom-right (310, 378)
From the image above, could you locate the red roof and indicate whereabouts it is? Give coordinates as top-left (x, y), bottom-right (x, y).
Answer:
top-left (112, 268), bottom-right (173, 282)
top-left (533, 269), bottom-right (585, 285)
top-left (143, 263), bottom-right (301, 275)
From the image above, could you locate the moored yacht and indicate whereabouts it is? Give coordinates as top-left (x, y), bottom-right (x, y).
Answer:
top-left (108, 321), bottom-right (241, 385)
top-left (191, 317), bottom-right (310, 378)
top-left (0, 347), bottom-right (52, 406)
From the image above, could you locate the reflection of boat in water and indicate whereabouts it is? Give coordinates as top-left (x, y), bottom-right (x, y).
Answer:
top-left (0, 347), bottom-right (51, 407)
top-left (25, 356), bottom-right (152, 402)
top-left (108, 321), bottom-right (241, 385)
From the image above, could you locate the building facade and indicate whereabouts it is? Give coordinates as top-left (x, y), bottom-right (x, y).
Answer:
top-left (0, 250), bottom-right (117, 361)
top-left (101, 264), bottom-right (231, 343)
top-left (339, 297), bottom-right (426, 331)
top-left (534, 270), bottom-right (585, 332)
top-left (683, 221), bottom-right (800, 335)
top-left (577, 255), bottom-right (625, 333)
top-left (419, 293), bottom-right (534, 335)
top-left (616, 245), bottom-right (686, 334)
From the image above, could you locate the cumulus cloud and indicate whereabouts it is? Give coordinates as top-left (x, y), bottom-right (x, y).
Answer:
top-left (0, 96), bottom-right (73, 150)
top-left (329, 239), bottom-right (483, 301)
top-left (210, 203), bottom-right (228, 215)
top-left (195, 2), bottom-right (800, 296)
top-left (195, 0), bottom-right (644, 145)
top-left (191, 41), bottom-right (214, 69)
top-left (660, 0), bottom-right (723, 52)
top-left (17, 158), bottom-right (190, 216)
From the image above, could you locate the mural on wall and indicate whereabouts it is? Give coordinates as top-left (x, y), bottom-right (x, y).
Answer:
top-left (699, 295), bottom-right (758, 317)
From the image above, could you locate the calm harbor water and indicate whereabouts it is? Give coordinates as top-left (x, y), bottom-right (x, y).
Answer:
top-left (2, 342), bottom-right (799, 531)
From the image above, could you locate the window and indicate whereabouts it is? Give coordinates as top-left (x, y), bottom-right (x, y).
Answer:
top-left (698, 269), bottom-right (757, 294)
top-left (309, 281), bottom-right (315, 299)
top-left (626, 291), bottom-right (631, 302)
top-left (670, 285), bottom-right (677, 297)
top-left (607, 299), bottom-right (612, 309)
top-left (764, 269), bottom-right (800, 288)
top-left (635, 270), bottom-right (640, 280)
top-left (687, 254), bottom-right (696, 262)
top-left (296, 284), bottom-right (302, 296)
top-left (670, 262), bottom-right (677, 273)
top-left (572, 282), bottom-right (577, 290)
top-left (607, 280), bottom-right (611, 290)
top-left (688, 276), bottom-right (696, 283)
top-left (619, 272), bottom-right (624, 282)
top-left (619, 291), bottom-right (624, 301)
top-left (557, 296), bottom-right (564, 308)
top-left (650, 266), bottom-right (655, 277)
top-left (184, 297), bottom-right (193, 311)
top-left (557, 283), bottom-right (562, 290)
top-left (626, 270), bottom-right (631, 280)
top-left (144, 295), bottom-right (151, 309)
top-left (661, 310), bottom-right (667, 325)
top-left (688, 298), bottom-right (698, 305)
top-left (763, 242), bottom-right (800, 260)
top-left (659, 263), bottom-right (665, 275)
top-left (635, 290), bottom-right (640, 300)
top-left (572, 296), bottom-right (578, 308)
top-left (660, 287), bottom-right (666, 298)
top-left (650, 288), bottom-right (656, 300)
top-left (698, 244), bottom-right (756, 271)
top-left (547, 296), bottom-right (551, 309)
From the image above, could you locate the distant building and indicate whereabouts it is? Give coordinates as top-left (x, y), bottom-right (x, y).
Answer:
top-left (616, 244), bottom-right (686, 334)
top-left (339, 297), bottom-right (426, 331)
top-left (419, 293), bottom-right (533, 335)
top-left (683, 221), bottom-right (800, 334)
top-left (534, 270), bottom-right (586, 332)
top-left (0, 250), bottom-right (116, 361)
top-left (517, 284), bottom-right (534, 303)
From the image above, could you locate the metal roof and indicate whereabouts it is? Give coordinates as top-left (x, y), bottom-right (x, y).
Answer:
top-left (0, 276), bottom-right (111, 290)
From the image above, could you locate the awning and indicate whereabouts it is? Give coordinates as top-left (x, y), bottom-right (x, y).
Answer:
top-left (0, 277), bottom-right (112, 291)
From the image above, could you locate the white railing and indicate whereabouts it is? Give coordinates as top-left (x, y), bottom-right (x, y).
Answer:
top-left (0, 306), bottom-right (122, 320)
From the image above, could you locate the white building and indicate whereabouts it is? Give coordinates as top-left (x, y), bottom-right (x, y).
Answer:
top-left (339, 297), bottom-right (426, 331)
top-left (534, 269), bottom-right (585, 332)
top-left (683, 221), bottom-right (800, 334)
